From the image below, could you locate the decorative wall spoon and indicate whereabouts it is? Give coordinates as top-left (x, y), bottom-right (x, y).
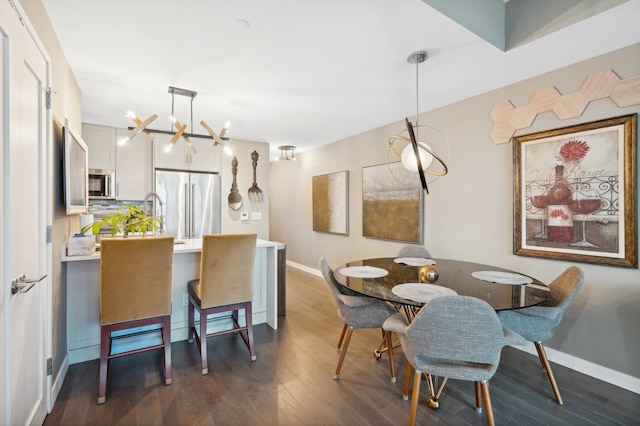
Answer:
top-left (228, 156), bottom-right (243, 210)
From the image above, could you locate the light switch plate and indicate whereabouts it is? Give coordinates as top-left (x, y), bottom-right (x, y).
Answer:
top-left (251, 212), bottom-right (262, 220)
top-left (240, 212), bottom-right (249, 220)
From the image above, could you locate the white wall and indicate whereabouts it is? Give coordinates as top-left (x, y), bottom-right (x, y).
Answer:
top-left (269, 44), bottom-right (640, 383)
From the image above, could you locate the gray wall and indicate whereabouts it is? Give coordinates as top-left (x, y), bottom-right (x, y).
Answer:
top-left (269, 44), bottom-right (640, 381)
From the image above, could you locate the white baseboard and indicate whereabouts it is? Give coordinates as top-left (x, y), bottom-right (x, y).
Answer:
top-left (49, 353), bottom-right (69, 412)
top-left (287, 260), bottom-right (640, 395)
top-left (513, 342), bottom-right (640, 395)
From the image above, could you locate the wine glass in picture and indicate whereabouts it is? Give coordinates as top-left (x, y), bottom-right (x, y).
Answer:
top-left (530, 186), bottom-right (548, 239)
top-left (569, 188), bottom-right (602, 248)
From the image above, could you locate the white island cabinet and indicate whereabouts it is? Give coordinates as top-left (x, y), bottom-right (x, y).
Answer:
top-left (62, 238), bottom-right (283, 364)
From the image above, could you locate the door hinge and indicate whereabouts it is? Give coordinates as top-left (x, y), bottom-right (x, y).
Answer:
top-left (47, 358), bottom-right (52, 376)
top-left (46, 88), bottom-right (52, 109)
top-left (46, 225), bottom-right (52, 243)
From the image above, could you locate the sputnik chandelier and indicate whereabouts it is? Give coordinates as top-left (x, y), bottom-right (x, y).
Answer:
top-left (118, 86), bottom-right (231, 155)
top-left (387, 51), bottom-right (449, 194)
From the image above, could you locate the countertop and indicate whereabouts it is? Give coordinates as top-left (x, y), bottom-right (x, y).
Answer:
top-left (62, 237), bottom-right (285, 262)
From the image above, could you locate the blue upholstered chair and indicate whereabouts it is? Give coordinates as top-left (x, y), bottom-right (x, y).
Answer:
top-left (319, 257), bottom-right (397, 382)
top-left (397, 245), bottom-right (432, 259)
top-left (383, 295), bottom-right (525, 426)
top-left (497, 266), bottom-right (584, 405)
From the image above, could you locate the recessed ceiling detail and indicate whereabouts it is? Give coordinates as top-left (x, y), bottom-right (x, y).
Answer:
top-left (422, 0), bottom-right (628, 51)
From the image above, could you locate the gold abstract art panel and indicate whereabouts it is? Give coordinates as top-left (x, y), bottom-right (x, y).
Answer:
top-left (312, 171), bottom-right (348, 235)
top-left (362, 162), bottom-right (422, 243)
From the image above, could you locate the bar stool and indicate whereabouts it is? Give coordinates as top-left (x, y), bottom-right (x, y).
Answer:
top-left (188, 233), bottom-right (258, 374)
top-left (98, 236), bottom-right (174, 404)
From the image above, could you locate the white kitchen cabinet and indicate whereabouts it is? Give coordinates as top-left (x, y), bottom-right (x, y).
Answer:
top-left (154, 132), bottom-right (220, 172)
top-left (82, 123), bottom-right (116, 170)
top-left (115, 128), bottom-right (153, 200)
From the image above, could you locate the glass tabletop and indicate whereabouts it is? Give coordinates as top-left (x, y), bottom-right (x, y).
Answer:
top-left (333, 258), bottom-right (550, 311)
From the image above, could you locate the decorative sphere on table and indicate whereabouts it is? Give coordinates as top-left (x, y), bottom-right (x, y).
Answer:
top-left (420, 265), bottom-right (439, 283)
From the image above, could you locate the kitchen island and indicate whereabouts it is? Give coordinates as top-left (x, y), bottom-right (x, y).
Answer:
top-left (62, 238), bottom-right (284, 364)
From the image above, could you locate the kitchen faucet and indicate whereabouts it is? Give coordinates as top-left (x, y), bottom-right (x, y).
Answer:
top-left (144, 192), bottom-right (164, 236)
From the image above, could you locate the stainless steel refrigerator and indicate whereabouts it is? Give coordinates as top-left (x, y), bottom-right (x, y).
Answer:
top-left (155, 169), bottom-right (221, 240)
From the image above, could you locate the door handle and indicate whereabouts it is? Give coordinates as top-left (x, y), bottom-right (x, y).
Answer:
top-left (11, 274), bottom-right (46, 295)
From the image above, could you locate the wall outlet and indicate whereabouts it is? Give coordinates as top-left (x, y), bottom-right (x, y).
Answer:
top-left (182, 294), bottom-right (188, 306)
top-left (240, 212), bottom-right (249, 221)
top-left (251, 212), bottom-right (262, 220)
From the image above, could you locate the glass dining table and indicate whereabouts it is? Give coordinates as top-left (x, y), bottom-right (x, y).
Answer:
top-left (333, 257), bottom-right (550, 312)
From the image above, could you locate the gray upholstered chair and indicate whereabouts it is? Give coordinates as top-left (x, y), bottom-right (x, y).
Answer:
top-left (98, 236), bottom-right (174, 404)
top-left (384, 295), bottom-right (525, 426)
top-left (397, 245), bottom-right (432, 259)
top-left (319, 257), bottom-right (397, 382)
top-left (188, 233), bottom-right (258, 374)
top-left (497, 266), bottom-right (584, 405)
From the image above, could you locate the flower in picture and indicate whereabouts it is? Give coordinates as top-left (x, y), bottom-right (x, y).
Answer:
top-left (556, 139), bottom-right (589, 165)
top-left (550, 208), bottom-right (570, 221)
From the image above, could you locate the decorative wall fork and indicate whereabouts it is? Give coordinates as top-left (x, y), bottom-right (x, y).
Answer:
top-left (248, 150), bottom-right (263, 202)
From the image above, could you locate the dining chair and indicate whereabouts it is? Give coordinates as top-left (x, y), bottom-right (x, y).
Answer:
top-left (188, 233), bottom-right (258, 374)
top-left (98, 236), bottom-right (174, 404)
top-left (319, 257), bottom-right (397, 382)
top-left (383, 295), bottom-right (525, 426)
top-left (497, 265), bottom-right (584, 405)
top-left (397, 245), bottom-right (432, 258)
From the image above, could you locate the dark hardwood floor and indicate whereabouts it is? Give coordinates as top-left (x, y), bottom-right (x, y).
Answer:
top-left (45, 266), bottom-right (639, 425)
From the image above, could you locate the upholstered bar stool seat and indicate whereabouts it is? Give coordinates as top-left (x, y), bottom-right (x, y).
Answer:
top-left (188, 233), bottom-right (258, 375)
top-left (98, 236), bottom-right (174, 404)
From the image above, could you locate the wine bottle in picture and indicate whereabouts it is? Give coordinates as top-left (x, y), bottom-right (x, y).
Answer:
top-left (546, 165), bottom-right (573, 242)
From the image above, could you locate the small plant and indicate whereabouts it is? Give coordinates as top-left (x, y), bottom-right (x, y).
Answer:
top-left (81, 205), bottom-right (163, 238)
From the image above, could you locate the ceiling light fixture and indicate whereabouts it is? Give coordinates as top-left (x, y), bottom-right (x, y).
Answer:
top-left (121, 86), bottom-right (231, 154)
top-left (278, 145), bottom-right (296, 161)
top-left (388, 51), bottom-right (448, 194)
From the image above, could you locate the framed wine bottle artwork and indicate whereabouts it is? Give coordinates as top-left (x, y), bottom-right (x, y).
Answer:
top-left (513, 114), bottom-right (637, 268)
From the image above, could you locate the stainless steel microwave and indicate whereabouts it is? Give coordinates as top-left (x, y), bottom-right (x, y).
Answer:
top-left (88, 169), bottom-right (116, 199)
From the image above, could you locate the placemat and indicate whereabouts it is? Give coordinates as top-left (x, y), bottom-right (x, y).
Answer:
top-left (338, 266), bottom-right (388, 278)
top-left (393, 257), bottom-right (436, 266)
top-left (391, 283), bottom-right (457, 303)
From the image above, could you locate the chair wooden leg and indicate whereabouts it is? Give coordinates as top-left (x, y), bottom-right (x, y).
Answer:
top-left (336, 324), bottom-right (348, 353)
top-left (480, 381), bottom-right (495, 426)
top-left (402, 360), bottom-right (412, 400)
top-left (475, 381), bottom-right (482, 412)
top-left (409, 369), bottom-right (422, 426)
top-left (245, 304), bottom-right (256, 361)
top-left (187, 299), bottom-right (195, 343)
top-left (334, 326), bottom-right (353, 380)
top-left (385, 330), bottom-right (396, 382)
top-left (535, 342), bottom-right (563, 405)
top-left (199, 309), bottom-right (208, 375)
top-left (162, 315), bottom-right (173, 385)
top-left (97, 326), bottom-right (110, 404)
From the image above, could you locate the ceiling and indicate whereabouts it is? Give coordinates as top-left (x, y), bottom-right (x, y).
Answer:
top-left (40, 0), bottom-right (640, 161)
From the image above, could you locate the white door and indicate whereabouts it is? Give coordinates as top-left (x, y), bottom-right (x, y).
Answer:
top-left (1, 1), bottom-right (52, 424)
